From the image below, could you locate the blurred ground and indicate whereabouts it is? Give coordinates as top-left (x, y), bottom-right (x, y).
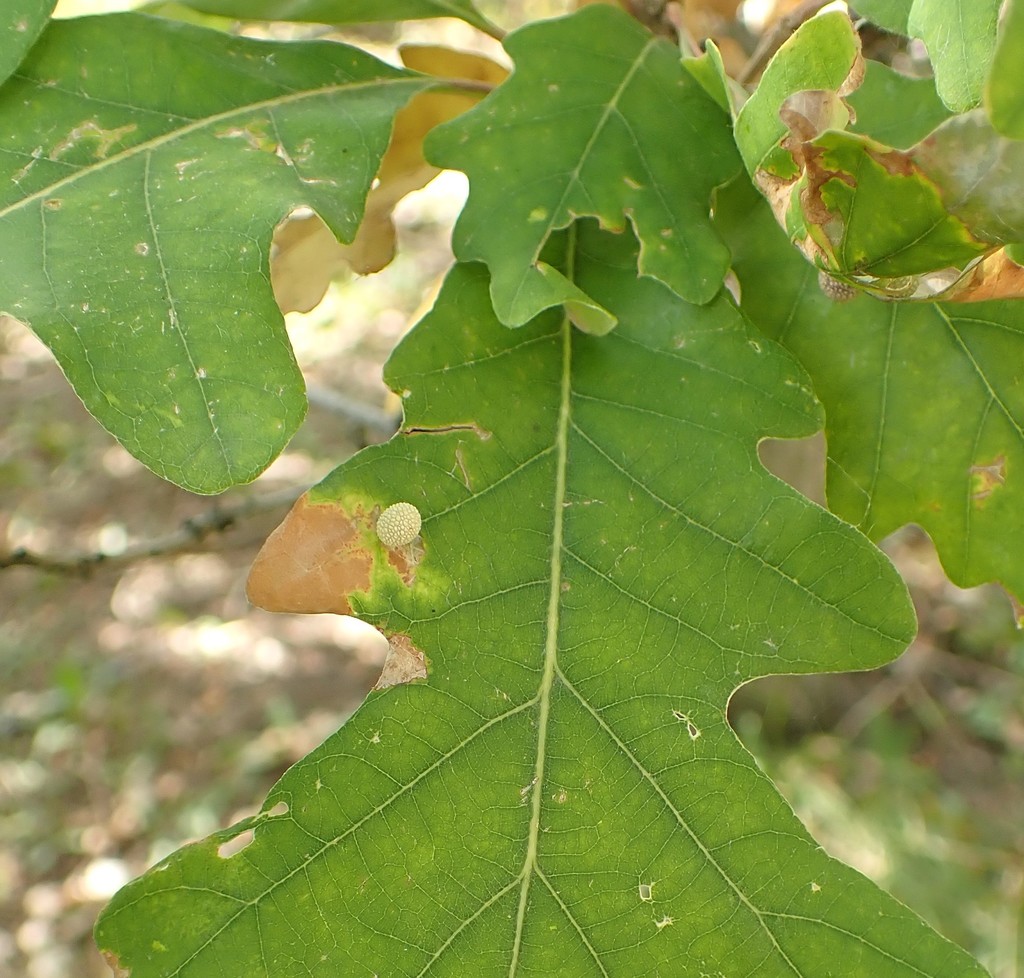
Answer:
top-left (2, 2), bottom-right (1023, 977)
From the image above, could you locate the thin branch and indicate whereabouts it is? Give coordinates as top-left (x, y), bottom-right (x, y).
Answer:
top-left (737, 0), bottom-right (834, 85)
top-left (306, 384), bottom-right (399, 434)
top-left (1, 485), bottom-right (305, 576)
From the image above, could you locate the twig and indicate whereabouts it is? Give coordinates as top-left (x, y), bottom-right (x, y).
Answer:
top-left (1, 485), bottom-right (304, 576)
top-left (737, 0), bottom-right (834, 85)
top-left (305, 384), bottom-right (399, 434)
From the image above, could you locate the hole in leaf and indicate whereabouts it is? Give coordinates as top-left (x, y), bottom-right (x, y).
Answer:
top-left (217, 829), bottom-right (254, 859)
top-left (757, 431), bottom-right (826, 505)
top-left (266, 801), bottom-right (289, 817)
top-left (672, 710), bottom-right (702, 740)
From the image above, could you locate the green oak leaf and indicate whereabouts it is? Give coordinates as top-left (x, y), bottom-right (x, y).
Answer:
top-left (0, 0), bottom-right (54, 85)
top-left (910, 112), bottom-right (1024, 245)
top-left (0, 14), bottom-right (431, 493)
top-left (847, 60), bottom-right (950, 149)
top-left (986, 0), bottom-right (1024, 138)
top-left (426, 5), bottom-right (742, 328)
top-left (178, 0), bottom-right (502, 37)
top-left (719, 177), bottom-right (1024, 604)
top-left (95, 224), bottom-right (984, 977)
top-left (682, 39), bottom-right (734, 116)
top-left (799, 127), bottom-right (987, 279)
top-left (907, 0), bottom-right (1001, 112)
top-left (852, 0), bottom-right (911, 35)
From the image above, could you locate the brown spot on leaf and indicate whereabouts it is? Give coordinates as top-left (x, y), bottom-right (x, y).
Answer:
top-left (969, 455), bottom-right (1006, 505)
top-left (246, 493), bottom-right (372, 614)
top-left (871, 147), bottom-right (917, 179)
top-left (384, 536), bottom-right (422, 587)
top-left (375, 633), bottom-right (428, 689)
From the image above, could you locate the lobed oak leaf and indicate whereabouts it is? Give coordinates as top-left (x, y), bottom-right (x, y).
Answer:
top-left (427, 4), bottom-right (742, 328)
top-left (0, 14), bottom-right (433, 493)
top-left (96, 224), bottom-right (983, 977)
top-left (720, 178), bottom-right (1024, 605)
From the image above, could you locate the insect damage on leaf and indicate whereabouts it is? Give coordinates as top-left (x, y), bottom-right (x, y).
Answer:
top-left (374, 633), bottom-right (428, 690)
top-left (246, 493), bottom-right (424, 618)
top-left (969, 455), bottom-right (1006, 506)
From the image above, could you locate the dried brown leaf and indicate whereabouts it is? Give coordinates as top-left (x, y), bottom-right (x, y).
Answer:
top-left (944, 248), bottom-right (1024, 301)
top-left (270, 213), bottom-right (349, 314)
top-left (269, 46), bottom-right (507, 314)
top-left (344, 44), bottom-right (508, 276)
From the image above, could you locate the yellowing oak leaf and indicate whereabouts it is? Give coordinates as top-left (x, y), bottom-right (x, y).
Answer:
top-left (269, 45), bottom-right (507, 314)
top-left (347, 44), bottom-right (508, 276)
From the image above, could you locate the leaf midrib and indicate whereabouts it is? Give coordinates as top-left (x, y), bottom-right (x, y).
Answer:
top-left (508, 309), bottom-right (572, 975)
top-left (501, 31), bottom-right (660, 316)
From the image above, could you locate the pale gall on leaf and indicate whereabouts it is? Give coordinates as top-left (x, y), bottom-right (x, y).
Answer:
top-left (376, 501), bottom-right (422, 549)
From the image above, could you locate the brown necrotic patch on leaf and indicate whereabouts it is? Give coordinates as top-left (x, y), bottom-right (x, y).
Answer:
top-left (246, 493), bottom-right (373, 615)
top-left (797, 145), bottom-right (852, 245)
top-left (374, 633), bottom-right (428, 690)
top-left (870, 146), bottom-right (917, 179)
top-left (384, 533), bottom-right (423, 588)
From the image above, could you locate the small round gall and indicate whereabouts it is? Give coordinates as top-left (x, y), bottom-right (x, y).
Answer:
top-left (376, 502), bottom-right (422, 549)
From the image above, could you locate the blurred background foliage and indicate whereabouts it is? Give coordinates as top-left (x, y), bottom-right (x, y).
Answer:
top-left (1, 1), bottom-right (1021, 975)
